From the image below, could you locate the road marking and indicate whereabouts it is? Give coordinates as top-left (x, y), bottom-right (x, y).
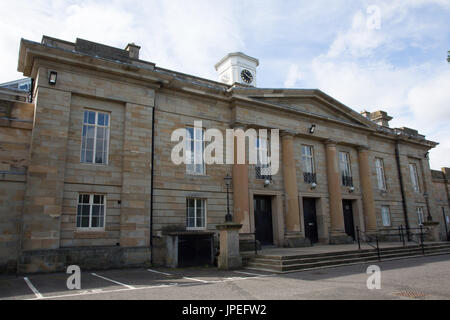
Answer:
top-left (147, 269), bottom-right (172, 276)
top-left (25, 271), bottom-right (272, 300)
top-left (27, 283), bottom-right (176, 300)
top-left (91, 273), bottom-right (135, 289)
top-left (234, 271), bottom-right (270, 277)
top-left (183, 276), bottom-right (209, 283)
top-left (23, 277), bottom-right (43, 299)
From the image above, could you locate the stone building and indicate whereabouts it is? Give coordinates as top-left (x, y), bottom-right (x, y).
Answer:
top-left (0, 35), bottom-right (448, 273)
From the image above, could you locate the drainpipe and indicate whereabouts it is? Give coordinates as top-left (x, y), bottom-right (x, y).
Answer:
top-left (150, 104), bottom-right (155, 265)
top-left (395, 140), bottom-right (410, 240)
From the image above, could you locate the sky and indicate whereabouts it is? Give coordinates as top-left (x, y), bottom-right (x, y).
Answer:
top-left (0, 0), bottom-right (449, 169)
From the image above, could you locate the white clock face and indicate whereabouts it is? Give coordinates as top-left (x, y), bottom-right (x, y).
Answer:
top-left (240, 69), bottom-right (253, 84)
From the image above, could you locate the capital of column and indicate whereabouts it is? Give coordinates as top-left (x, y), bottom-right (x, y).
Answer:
top-left (357, 145), bottom-right (370, 152)
top-left (324, 139), bottom-right (338, 147)
top-left (229, 121), bottom-right (248, 130)
top-left (280, 130), bottom-right (296, 138)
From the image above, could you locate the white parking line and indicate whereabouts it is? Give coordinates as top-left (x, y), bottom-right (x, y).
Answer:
top-left (183, 276), bottom-right (209, 283)
top-left (91, 273), bottom-right (135, 289)
top-left (23, 277), bottom-right (43, 299)
top-left (27, 283), bottom-right (176, 300)
top-left (147, 269), bottom-right (172, 276)
top-left (234, 270), bottom-right (270, 277)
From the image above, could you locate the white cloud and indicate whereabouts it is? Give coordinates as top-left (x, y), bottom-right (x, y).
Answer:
top-left (284, 64), bottom-right (302, 88)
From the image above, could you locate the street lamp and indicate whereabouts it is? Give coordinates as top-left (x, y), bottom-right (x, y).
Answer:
top-left (224, 174), bottom-right (232, 222)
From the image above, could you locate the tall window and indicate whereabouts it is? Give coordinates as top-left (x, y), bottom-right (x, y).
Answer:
top-left (381, 206), bottom-right (391, 226)
top-left (409, 163), bottom-right (420, 192)
top-left (256, 136), bottom-right (271, 179)
top-left (339, 152), bottom-right (353, 187)
top-left (417, 207), bottom-right (424, 225)
top-left (77, 194), bottom-right (106, 229)
top-left (81, 110), bottom-right (110, 164)
top-left (186, 127), bottom-right (205, 175)
top-left (375, 158), bottom-right (387, 190)
top-left (186, 198), bottom-right (206, 229)
top-left (301, 145), bottom-right (316, 183)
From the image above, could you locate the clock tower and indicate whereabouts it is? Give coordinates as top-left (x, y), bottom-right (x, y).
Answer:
top-left (215, 52), bottom-right (259, 87)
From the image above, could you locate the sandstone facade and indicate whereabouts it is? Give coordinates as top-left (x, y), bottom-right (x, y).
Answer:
top-left (0, 36), bottom-right (447, 273)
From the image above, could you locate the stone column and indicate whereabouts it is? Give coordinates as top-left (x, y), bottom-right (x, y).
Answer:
top-left (357, 146), bottom-right (377, 232)
top-left (231, 125), bottom-right (250, 233)
top-left (281, 131), bottom-right (302, 245)
top-left (324, 139), bottom-right (347, 242)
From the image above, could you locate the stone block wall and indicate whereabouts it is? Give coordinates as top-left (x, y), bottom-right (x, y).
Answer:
top-left (0, 100), bottom-right (33, 272)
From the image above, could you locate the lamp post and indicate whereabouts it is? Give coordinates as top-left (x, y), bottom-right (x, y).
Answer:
top-left (224, 174), bottom-right (232, 222)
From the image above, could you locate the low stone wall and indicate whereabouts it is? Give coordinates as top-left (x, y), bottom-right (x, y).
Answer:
top-left (17, 246), bottom-right (151, 274)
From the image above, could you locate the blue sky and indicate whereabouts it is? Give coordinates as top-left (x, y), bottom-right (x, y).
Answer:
top-left (0, 0), bottom-right (449, 169)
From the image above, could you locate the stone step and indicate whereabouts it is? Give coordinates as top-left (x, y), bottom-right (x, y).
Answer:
top-left (244, 248), bottom-right (450, 273)
top-left (247, 242), bottom-right (450, 261)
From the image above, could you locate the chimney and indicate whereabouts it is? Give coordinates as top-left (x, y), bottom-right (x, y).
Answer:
top-left (125, 43), bottom-right (140, 59)
top-left (369, 110), bottom-right (393, 127)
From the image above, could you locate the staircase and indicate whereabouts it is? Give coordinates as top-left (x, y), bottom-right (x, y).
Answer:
top-left (243, 242), bottom-right (450, 273)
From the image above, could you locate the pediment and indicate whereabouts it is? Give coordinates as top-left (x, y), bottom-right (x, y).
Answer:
top-left (239, 89), bottom-right (377, 129)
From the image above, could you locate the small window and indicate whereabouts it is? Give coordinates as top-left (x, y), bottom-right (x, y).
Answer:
top-left (256, 136), bottom-right (271, 180)
top-left (301, 145), bottom-right (316, 183)
top-left (186, 198), bottom-right (206, 229)
top-left (409, 163), bottom-right (420, 192)
top-left (81, 110), bottom-right (110, 164)
top-left (381, 206), bottom-right (391, 226)
top-left (339, 152), bottom-right (353, 187)
top-left (375, 158), bottom-right (387, 190)
top-left (186, 127), bottom-right (205, 175)
top-left (417, 207), bottom-right (424, 225)
top-left (77, 194), bottom-right (106, 229)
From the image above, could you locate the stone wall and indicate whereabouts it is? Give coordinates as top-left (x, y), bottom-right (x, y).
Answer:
top-left (0, 100), bottom-right (33, 272)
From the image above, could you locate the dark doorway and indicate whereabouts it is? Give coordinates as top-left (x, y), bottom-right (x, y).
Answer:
top-left (342, 200), bottom-right (355, 240)
top-left (254, 196), bottom-right (273, 245)
top-left (303, 198), bottom-right (319, 243)
top-left (177, 234), bottom-right (214, 267)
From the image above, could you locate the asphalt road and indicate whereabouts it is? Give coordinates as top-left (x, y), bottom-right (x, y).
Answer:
top-left (1, 254), bottom-right (449, 300)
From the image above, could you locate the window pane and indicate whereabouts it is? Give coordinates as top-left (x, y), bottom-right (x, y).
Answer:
top-left (98, 113), bottom-right (105, 126)
top-left (82, 195), bottom-right (90, 203)
top-left (97, 127), bottom-right (104, 139)
top-left (93, 195), bottom-right (103, 204)
top-left (91, 216), bottom-right (99, 228)
top-left (81, 216), bottom-right (90, 228)
top-left (83, 111), bottom-right (88, 124)
top-left (88, 111), bottom-right (96, 124)
top-left (104, 114), bottom-right (109, 126)
top-left (85, 150), bottom-right (93, 163)
top-left (381, 207), bottom-right (390, 226)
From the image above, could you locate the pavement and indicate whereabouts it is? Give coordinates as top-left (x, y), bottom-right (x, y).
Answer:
top-left (1, 253), bottom-right (449, 300)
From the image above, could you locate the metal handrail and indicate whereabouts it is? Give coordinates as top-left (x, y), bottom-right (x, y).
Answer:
top-left (356, 225), bottom-right (427, 258)
top-left (240, 232), bottom-right (258, 255)
top-left (356, 226), bottom-right (381, 261)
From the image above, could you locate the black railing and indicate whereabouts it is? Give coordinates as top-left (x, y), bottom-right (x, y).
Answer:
top-left (356, 225), bottom-right (428, 260)
top-left (303, 172), bottom-right (316, 184)
top-left (356, 226), bottom-right (381, 261)
top-left (240, 232), bottom-right (258, 256)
